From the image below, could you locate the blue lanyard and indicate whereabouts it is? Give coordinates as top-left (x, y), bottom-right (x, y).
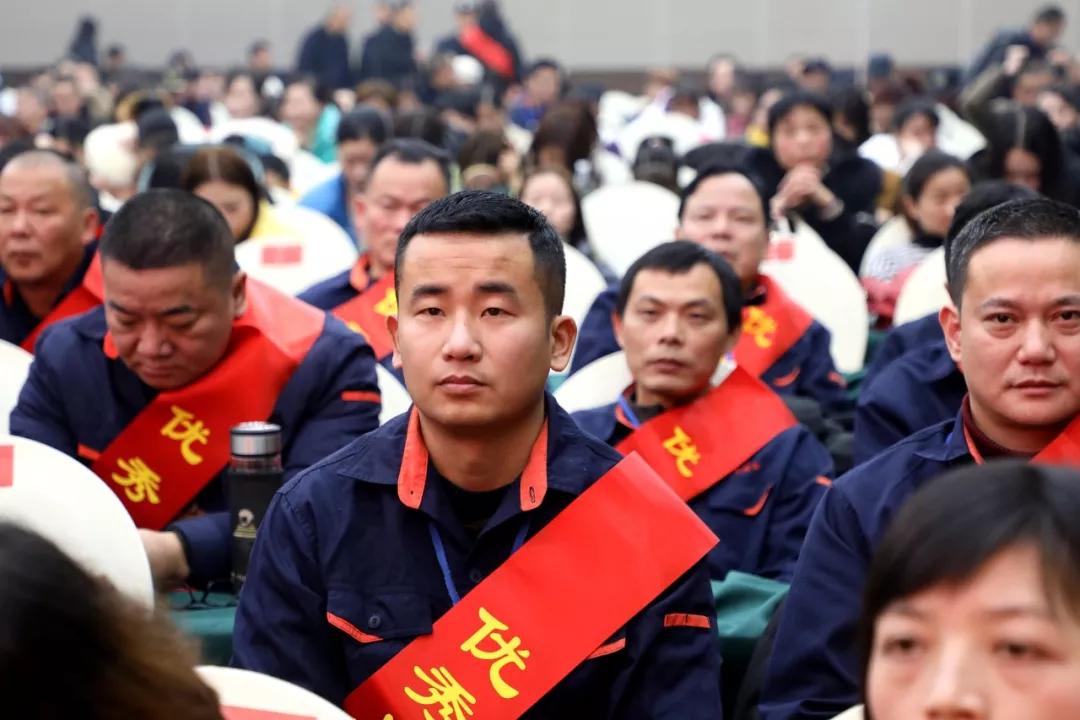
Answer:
top-left (617, 394), bottom-right (642, 429)
top-left (428, 519), bottom-right (530, 606)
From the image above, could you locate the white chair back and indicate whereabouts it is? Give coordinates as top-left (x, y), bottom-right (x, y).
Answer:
top-left (236, 206), bottom-right (358, 296)
top-left (616, 110), bottom-right (707, 159)
top-left (0, 340), bottom-right (32, 435)
top-left (210, 118), bottom-right (300, 163)
top-left (593, 149), bottom-right (634, 187)
top-left (555, 351), bottom-right (734, 414)
top-left (859, 215), bottom-right (914, 277)
top-left (290, 151), bottom-right (342, 197)
top-left (893, 246), bottom-right (949, 325)
top-left (830, 705), bottom-right (865, 720)
top-left (375, 364), bottom-right (411, 426)
top-left (0, 434), bottom-right (154, 606)
top-left (562, 243), bottom-right (609, 330)
top-left (761, 217), bottom-right (869, 373)
top-left (197, 666), bottom-right (352, 720)
top-left (936, 103), bottom-right (986, 160)
top-left (583, 181), bottom-right (680, 276)
top-left (170, 106), bottom-right (209, 144)
top-left (597, 90), bottom-right (648, 144)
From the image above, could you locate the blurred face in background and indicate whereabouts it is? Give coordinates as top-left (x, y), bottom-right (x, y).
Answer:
top-left (772, 105), bottom-right (832, 169)
top-left (520, 171), bottom-right (576, 239)
top-left (225, 75), bottom-right (260, 119)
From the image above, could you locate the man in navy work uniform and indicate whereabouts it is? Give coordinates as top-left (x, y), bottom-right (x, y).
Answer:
top-left (11, 189), bottom-right (380, 588)
top-left (233, 192), bottom-right (724, 716)
top-left (572, 163), bottom-right (849, 414)
top-left (0, 150), bottom-right (100, 349)
top-left (854, 181), bottom-right (1037, 464)
top-left (574, 241), bottom-right (833, 583)
top-left (760, 196), bottom-right (1080, 719)
top-left (300, 139), bottom-right (450, 373)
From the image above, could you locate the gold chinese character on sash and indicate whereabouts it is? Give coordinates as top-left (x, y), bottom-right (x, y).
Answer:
top-left (742, 306), bottom-right (778, 349)
top-left (460, 607), bottom-right (531, 699)
top-left (374, 288), bottom-right (398, 317)
top-left (160, 405), bottom-right (210, 465)
top-left (403, 665), bottom-right (476, 720)
top-left (111, 457), bottom-right (162, 504)
top-left (662, 426), bottom-right (701, 479)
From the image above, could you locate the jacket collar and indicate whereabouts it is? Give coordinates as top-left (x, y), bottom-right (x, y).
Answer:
top-left (913, 412), bottom-right (972, 463)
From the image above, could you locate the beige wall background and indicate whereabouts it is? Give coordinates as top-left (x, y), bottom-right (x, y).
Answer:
top-left (4, 0), bottom-right (1080, 70)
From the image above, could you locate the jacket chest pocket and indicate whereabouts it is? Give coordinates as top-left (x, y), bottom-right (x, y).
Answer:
top-left (327, 588), bottom-right (435, 683)
top-left (692, 479), bottom-right (774, 576)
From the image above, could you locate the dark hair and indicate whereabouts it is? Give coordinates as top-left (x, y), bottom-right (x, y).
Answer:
top-left (180, 146), bottom-right (264, 240)
top-left (893, 97), bottom-right (939, 133)
top-left (632, 136), bottom-right (679, 194)
top-left (970, 105), bottom-right (1069, 202)
top-left (337, 106), bottom-right (393, 145)
top-left (396, 190), bottom-right (566, 318)
top-left (678, 162), bottom-right (770, 226)
top-left (943, 180), bottom-right (1038, 263)
top-left (1043, 82), bottom-right (1080, 111)
top-left (100, 188), bottom-right (236, 290)
top-left (767, 90), bottom-right (833, 137)
top-left (520, 166), bottom-right (587, 248)
top-left (861, 462), bottom-right (1080, 693)
top-left (248, 39), bottom-right (269, 56)
top-left (0, 522), bottom-right (223, 719)
top-left (616, 240), bottom-right (744, 332)
top-left (393, 108), bottom-right (447, 149)
top-left (368, 138), bottom-right (452, 194)
top-left (902, 150), bottom-right (969, 200)
top-left (528, 58), bottom-right (562, 77)
top-left (1035, 4), bottom-right (1065, 24)
top-left (946, 196), bottom-right (1080, 305)
top-left (283, 74), bottom-right (330, 106)
top-left (529, 100), bottom-right (598, 171)
top-left (831, 86), bottom-right (871, 145)
top-left (355, 79), bottom-right (399, 109)
top-left (135, 107), bottom-right (179, 152)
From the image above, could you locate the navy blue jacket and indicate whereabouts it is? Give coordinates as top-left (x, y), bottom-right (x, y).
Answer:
top-left (10, 307), bottom-right (381, 582)
top-left (574, 402), bottom-right (833, 583)
top-left (299, 265), bottom-right (399, 376)
top-left (571, 286), bottom-right (849, 413)
top-left (759, 415), bottom-right (972, 720)
top-left (854, 340), bottom-right (966, 465)
top-left (862, 313), bottom-right (942, 389)
top-left (297, 26), bottom-right (351, 90)
top-left (0, 242), bottom-right (97, 348)
top-left (232, 397), bottom-right (725, 717)
top-left (298, 173), bottom-right (357, 246)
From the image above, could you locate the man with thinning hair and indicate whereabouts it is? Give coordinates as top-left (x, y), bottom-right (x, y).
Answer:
top-left (0, 150), bottom-right (101, 350)
top-left (12, 189), bottom-right (380, 588)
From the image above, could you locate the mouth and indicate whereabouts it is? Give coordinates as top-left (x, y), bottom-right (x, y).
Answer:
top-left (438, 375), bottom-right (485, 394)
top-left (647, 358), bottom-right (688, 372)
top-left (1011, 379), bottom-right (1064, 394)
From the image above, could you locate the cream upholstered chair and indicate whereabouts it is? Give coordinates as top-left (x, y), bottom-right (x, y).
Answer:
top-left (893, 246), bottom-right (949, 326)
top-left (0, 340), bottom-right (32, 434)
top-left (197, 666), bottom-right (352, 720)
top-left (583, 181), bottom-right (680, 277)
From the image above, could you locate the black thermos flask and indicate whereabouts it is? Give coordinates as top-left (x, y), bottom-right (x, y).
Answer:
top-left (228, 421), bottom-right (283, 592)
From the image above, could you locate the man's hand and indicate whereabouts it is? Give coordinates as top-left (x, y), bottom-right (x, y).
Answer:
top-left (139, 529), bottom-right (191, 590)
top-left (1003, 44), bottom-right (1030, 76)
top-left (772, 165), bottom-right (834, 219)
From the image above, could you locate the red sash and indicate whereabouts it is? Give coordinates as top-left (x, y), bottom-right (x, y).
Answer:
top-left (19, 253), bottom-right (105, 352)
top-left (734, 275), bottom-right (814, 378)
top-left (332, 256), bottom-right (396, 361)
top-left (90, 280), bottom-right (325, 530)
top-left (616, 366), bottom-right (797, 501)
top-left (343, 455), bottom-right (717, 719)
top-left (963, 414), bottom-right (1080, 467)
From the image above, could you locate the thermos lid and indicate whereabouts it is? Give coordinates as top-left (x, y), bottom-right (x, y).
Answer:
top-left (230, 422), bottom-right (283, 456)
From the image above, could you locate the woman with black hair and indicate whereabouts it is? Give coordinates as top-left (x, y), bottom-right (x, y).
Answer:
top-left (862, 461), bottom-right (1080, 720)
top-left (968, 104), bottom-right (1076, 204)
top-left (745, 90), bottom-right (883, 271)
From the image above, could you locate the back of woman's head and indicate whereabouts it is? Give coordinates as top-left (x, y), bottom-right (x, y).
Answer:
top-left (181, 146), bottom-right (264, 238)
top-left (0, 522), bottom-right (223, 719)
top-left (529, 100), bottom-right (598, 169)
top-left (861, 462), bottom-right (1080, 672)
top-left (632, 135), bottom-right (680, 193)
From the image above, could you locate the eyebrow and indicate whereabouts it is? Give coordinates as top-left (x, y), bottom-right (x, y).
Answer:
top-left (978, 295), bottom-right (1080, 311)
top-left (978, 604), bottom-right (1056, 620)
top-left (634, 295), bottom-right (717, 310)
top-left (408, 281), bottom-right (520, 302)
top-left (107, 300), bottom-right (196, 317)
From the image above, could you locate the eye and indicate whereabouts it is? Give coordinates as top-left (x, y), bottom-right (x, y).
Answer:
top-left (638, 308), bottom-right (658, 319)
top-left (1057, 310), bottom-right (1080, 322)
top-left (988, 313), bottom-right (1014, 324)
top-left (881, 635), bottom-right (924, 658)
top-left (994, 641), bottom-right (1048, 662)
top-left (418, 307), bottom-right (443, 317)
top-left (482, 307), bottom-right (507, 317)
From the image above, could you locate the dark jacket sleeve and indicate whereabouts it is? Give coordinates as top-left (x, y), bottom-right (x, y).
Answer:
top-left (756, 428), bottom-right (833, 583)
top-left (853, 380), bottom-right (912, 466)
top-left (610, 559), bottom-right (726, 719)
top-left (232, 489), bottom-right (351, 702)
top-left (569, 285), bottom-right (620, 374)
top-left (758, 486), bottom-right (871, 720)
top-left (789, 322), bottom-right (851, 415)
top-left (9, 329), bottom-right (78, 455)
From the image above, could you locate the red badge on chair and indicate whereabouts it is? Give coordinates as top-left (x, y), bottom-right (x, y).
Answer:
top-left (260, 245), bottom-right (304, 266)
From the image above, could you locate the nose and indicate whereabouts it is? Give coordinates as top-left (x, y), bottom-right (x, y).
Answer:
top-left (134, 324), bottom-right (173, 358)
top-left (1017, 320), bottom-right (1056, 365)
top-left (8, 208), bottom-right (31, 236)
top-left (657, 311), bottom-right (685, 345)
top-left (922, 645), bottom-right (987, 719)
top-left (441, 310), bottom-right (481, 361)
